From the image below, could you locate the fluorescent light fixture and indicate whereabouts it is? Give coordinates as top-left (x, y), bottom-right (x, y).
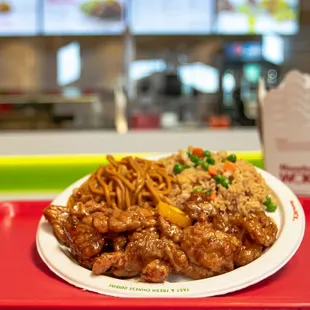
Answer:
top-left (129, 59), bottom-right (167, 80)
top-left (262, 34), bottom-right (284, 65)
top-left (57, 41), bottom-right (81, 87)
top-left (178, 62), bottom-right (219, 93)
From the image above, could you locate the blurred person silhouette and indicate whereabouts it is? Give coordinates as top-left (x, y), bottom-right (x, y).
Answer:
top-left (233, 87), bottom-right (255, 126)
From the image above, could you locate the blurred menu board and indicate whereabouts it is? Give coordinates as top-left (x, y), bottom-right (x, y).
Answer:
top-left (130, 0), bottom-right (215, 35)
top-left (43, 0), bottom-right (126, 35)
top-left (0, 0), bottom-right (38, 36)
top-left (217, 0), bottom-right (299, 35)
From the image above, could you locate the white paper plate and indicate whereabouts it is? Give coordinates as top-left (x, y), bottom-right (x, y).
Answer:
top-left (36, 153), bottom-right (305, 298)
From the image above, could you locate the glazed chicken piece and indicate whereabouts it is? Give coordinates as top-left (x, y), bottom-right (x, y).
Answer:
top-left (44, 201), bottom-right (109, 269)
top-left (70, 200), bottom-right (106, 216)
top-left (92, 252), bottom-right (124, 275)
top-left (141, 259), bottom-right (170, 283)
top-left (243, 211), bottom-right (278, 247)
top-left (93, 228), bottom-right (189, 283)
top-left (43, 205), bottom-right (69, 245)
top-left (209, 210), bottom-right (266, 267)
top-left (112, 235), bottom-right (127, 252)
top-left (108, 206), bottom-right (157, 233)
top-left (94, 255), bottom-right (170, 283)
top-left (126, 228), bottom-right (188, 275)
top-left (181, 222), bottom-right (241, 275)
top-left (66, 200), bottom-right (111, 234)
top-left (93, 228), bottom-right (165, 280)
top-left (211, 211), bottom-right (246, 240)
top-left (91, 211), bottom-right (110, 233)
top-left (64, 214), bottom-right (105, 269)
top-left (70, 201), bottom-right (156, 234)
top-left (62, 202), bottom-right (156, 270)
top-left (113, 228), bottom-right (166, 279)
top-left (163, 238), bottom-right (188, 273)
top-left (66, 199), bottom-right (157, 234)
top-left (183, 193), bottom-right (217, 222)
top-left (182, 263), bottom-right (214, 280)
top-left (157, 216), bottom-right (183, 243)
top-left (128, 227), bottom-right (158, 242)
top-left (234, 238), bottom-right (263, 267)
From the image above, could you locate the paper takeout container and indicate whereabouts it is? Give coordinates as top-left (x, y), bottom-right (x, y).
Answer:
top-left (259, 70), bottom-right (310, 196)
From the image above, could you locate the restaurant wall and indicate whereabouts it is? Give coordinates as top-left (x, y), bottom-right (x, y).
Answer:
top-left (0, 36), bottom-right (124, 92)
top-left (0, 38), bottom-right (42, 91)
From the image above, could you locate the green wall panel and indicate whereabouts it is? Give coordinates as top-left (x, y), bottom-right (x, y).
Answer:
top-left (0, 152), bottom-right (263, 193)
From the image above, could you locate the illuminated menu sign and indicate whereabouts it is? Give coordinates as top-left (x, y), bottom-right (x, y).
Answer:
top-left (130, 0), bottom-right (215, 35)
top-left (217, 0), bottom-right (299, 35)
top-left (43, 0), bottom-right (126, 35)
top-left (225, 42), bottom-right (262, 62)
top-left (0, 0), bottom-right (38, 36)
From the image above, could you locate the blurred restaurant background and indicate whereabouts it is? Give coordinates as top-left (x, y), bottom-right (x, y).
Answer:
top-left (0, 0), bottom-right (304, 132)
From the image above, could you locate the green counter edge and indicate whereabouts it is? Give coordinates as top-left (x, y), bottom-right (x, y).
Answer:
top-left (0, 152), bottom-right (263, 193)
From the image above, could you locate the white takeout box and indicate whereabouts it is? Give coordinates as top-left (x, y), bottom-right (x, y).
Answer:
top-left (260, 70), bottom-right (310, 196)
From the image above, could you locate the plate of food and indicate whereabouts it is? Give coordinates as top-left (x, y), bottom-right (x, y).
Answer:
top-left (0, 1), bottom-right (11, 13)
top-left (80, 0), bottom-right (123, 21)
top-left (36, 147), bottom-right (305, 298)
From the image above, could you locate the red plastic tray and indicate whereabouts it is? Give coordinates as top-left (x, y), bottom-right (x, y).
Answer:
top-left (0, 199), bottom-right (309, 310)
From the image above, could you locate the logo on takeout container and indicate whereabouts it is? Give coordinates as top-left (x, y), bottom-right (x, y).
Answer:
top-left (279, 164), bottom-right (310, 184)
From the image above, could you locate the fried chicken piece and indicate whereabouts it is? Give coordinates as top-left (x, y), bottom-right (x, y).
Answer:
top-left (93, 252), bottom-right (123, 275)
top-left (112, 261), bottom-right (142, 278)
top-left (211, 211), bottom-right (246, 240)
top-left (68, 200), bottom-right (111, 234)
top-left (93, 251), bottom-right (139, 278)
top-left (92, 228), bottom-right (165, 279)
top-left (120, 228), bottom-right (165, 274)
top-left (93, 229), bottom-right (188, 282)
top-left (243, 211), bottom-right (278, 247)
top-left (234, 238), bottom-right (263, 267)
top-left (163, 238), bottom-right (188, 273)
top-left (141, 259), bottom-right (169, 283)
top-left (112, 235), bottom-right (127, 251)
top-left (183, 193), bottom-right (217, 222)
top-left (157, 216), bottom-right (183, 243)
top-left (182, 263), bottom-right (214, 280)
top-left (43, 205), bottom-right (69, 245)
top-left (92, 212), bottom-right (109, 233)
top-left (69, 200), bottom-right (157, 234)
top-left (108, 206), bottom-right (156, 233)
top-left (181, 223), bottom-right (241, 275)
top-left (128, 227), bottom-right (158, 242)
top-left (64, 214), bottom-right (105, 269)
top-left (70, 200), bottom-right (106, 216)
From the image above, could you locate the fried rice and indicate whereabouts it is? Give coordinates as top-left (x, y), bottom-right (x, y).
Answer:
top-left (160, 149), bottom-right (275, 215)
